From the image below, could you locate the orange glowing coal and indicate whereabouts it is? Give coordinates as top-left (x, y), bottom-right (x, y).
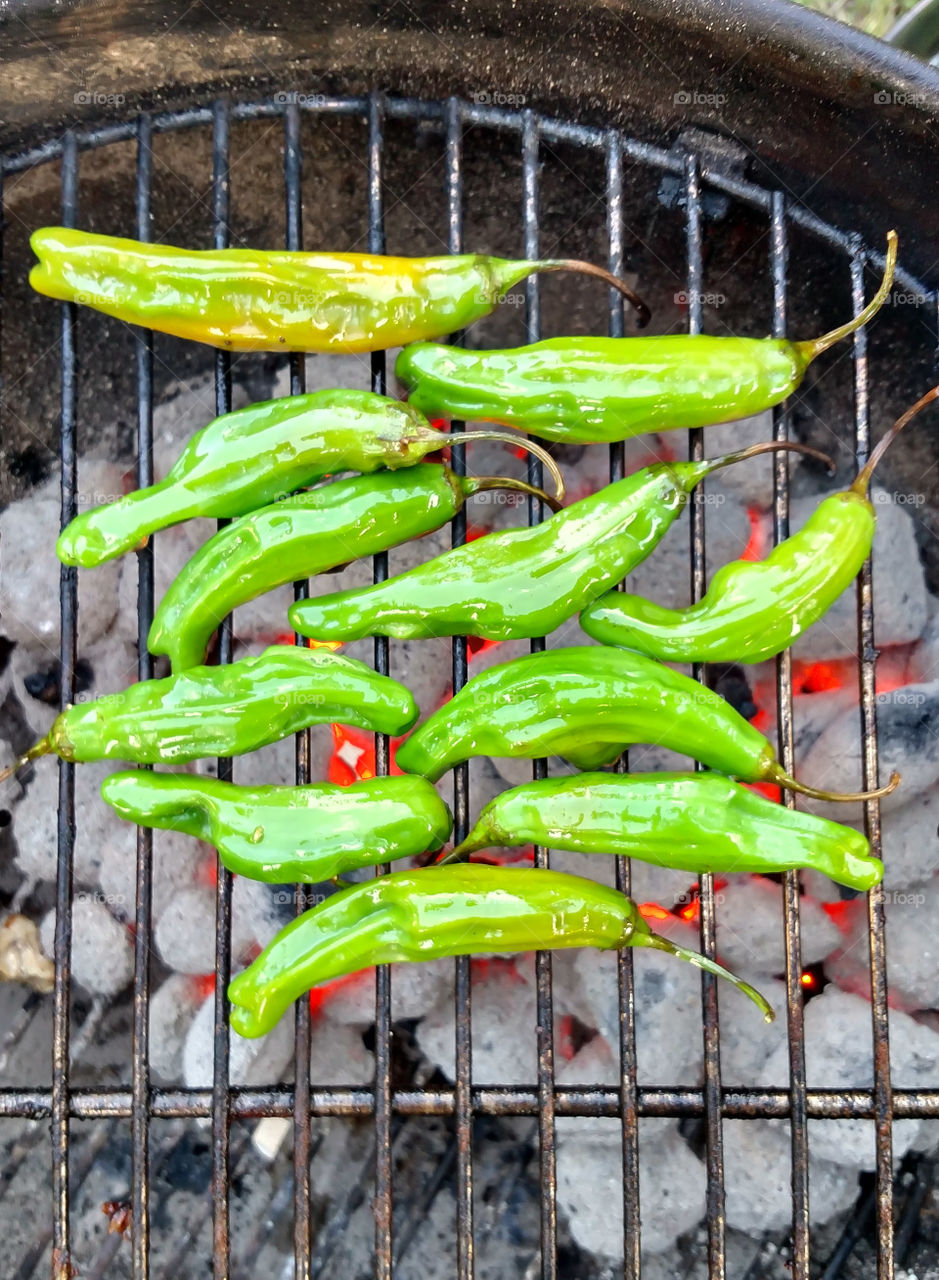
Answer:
top-left (328, 723), bottom-right (408, 785)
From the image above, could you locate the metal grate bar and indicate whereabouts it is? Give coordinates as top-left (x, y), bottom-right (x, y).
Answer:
top-left (770, 192), bottom-right (812, 1278)
top-left (521, 108), bottom-right (558, 1280)
top-left (131, 108), bottom-right (156, 1280)
top-left (445, 93), bottom-right (475, 1280)
top-left (283, 96), bottom-right (314, 1280)
top-left (850, 237), bottom-right (895, 1280)
top-left (366, 90), bottom-right (395, 1280)
top-left (52, 126), bottom-right (79, 1280)
top-left (210, 96), bottom-right (235, 1280)
top-left (2, 1082), bottom-right (937, 1118)
top-left (605, 128), bottom-right (642, 1278)
top-left (684, 152), bottom-right (728, 1279)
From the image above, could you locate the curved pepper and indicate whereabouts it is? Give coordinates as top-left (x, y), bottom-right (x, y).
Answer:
top-left (394, 233), bottom-right (897, 443)
top-left (227, 864), bottom-right (773, 1038)
top-left (56, 389), bottom-right (562, 568)
top-left (288, 441), bottom-right (822, 643)
top-left (447, 772), bottom-right (883, 891)
top-left (30, 227), bottom-right (649, 353)
top-left (101, 771), bottom-right (452, 882)
top-left (581, 384), bottom-right (939, 664)
top-left (150, 464), bottom-right (557, 672)
top-left (0, 645), bottom-right (417, 778)
top-left (394, 645), bottom-right (897, 804)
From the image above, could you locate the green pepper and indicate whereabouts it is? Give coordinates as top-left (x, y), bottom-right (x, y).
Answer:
top-left (446, 772), bottom-right (883, 891)
top-left (394, 645), bottom-right (897, 803)
top-left (288, 441), bottom-right (824, 644)
top-left (101, 771), bottom-right (452, 882)
top-left (581, 385), bottom-right (938, 664)
top-left (394, 233), bottom-right (896, 443)
top-left (0, 645), bottom-right (417, 780)
top-left (150, 463), bottom-right (558, 673)
top-left (55, 389), bottom-right (562, 569)
top-left (227, 864), bottom-right (773, 1038)
top-left (30, 227), bottom-right (649, 354)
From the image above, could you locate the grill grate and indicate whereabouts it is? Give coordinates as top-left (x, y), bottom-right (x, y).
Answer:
top-left (1, 91), bottom-right (938, 1280)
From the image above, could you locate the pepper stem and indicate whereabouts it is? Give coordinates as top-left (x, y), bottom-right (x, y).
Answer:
top-left (444, 431), bottom-right (566, 506)
top-left (795, 231), bottom-right (897, 363)
top-left (0, 736), bottom-right (53, 785)
top-left (703, 440), bottom-right (836, 477)
top-left (630, 931), bottom-right (775, 1022)
top-left (768, 764), bottom-right (901, 803)
top-left (461, 475), bottom-right (563, 514)
top-left (529, 260), bottom-right (652, 328)
top-left (852, 384), bottom-right (939, 496)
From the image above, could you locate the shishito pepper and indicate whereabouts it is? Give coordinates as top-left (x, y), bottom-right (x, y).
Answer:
top-left (29, 226), bottom-right (649, 354)
top-left (395, 233), bottom-right (897, 443)
top-left (56, 390), bottom-right (562, 568)
top-left (102, 772), bottom-right (452, 882)
top-left (445, 772), bottom-right (883, 892)
top-left (227, 864), bottom-right (773, 1038)
top-left (288, 441), bottom-right (826, 644)
top-left (0, 646), bottom-right (417, 780)
top-left (150, 463), bottom-right (559, 672)
top-left (394, 646), bottom-right (898, 803)
top-left (581, 385), bottom-right (939, 663)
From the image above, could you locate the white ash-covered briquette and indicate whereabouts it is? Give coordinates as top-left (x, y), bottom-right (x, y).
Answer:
top-left (154, 885), bottom-right (217, 976)
top-left (0, 459), bottom-right (123, 651)
top-left (320, 957), bottom-right (455, 1029)
top-left (39, 895), bottom-right (133, 998)
top-left (391, 637), bottom-right (454, 720)
top-left (96, 821), bottom-right (208, 925)
top-left (232, 726), bottom-right (334, 788)
top-left (908, 607), bottom-right (939, 684)
top-left (182, 989), bottom-right (295, 1088)
top-left (309, 1018), bottom-right (374, 1086)
top-left (416, 954), bottom-right (540, 1084)
top-left (691, 410), bottom-right (803, 510)
top-left (231, 876), bottom-right (282, 966)
top-left (712, 876), bottom-right (841, 976)
top-left (825, 876), bottom-right (939, 1012)
top-left (561, 916), bottom-right (705, 1086)
top-left (555, 1114), bottom-right (705, 1258)
top-left (796, 680), bottom-right (939, 823)
top-left (148, 972), bottom-right (206, 1082)
top-left (790, 490), bottom-right (929, 662)
top-left (116, 516), bottom-right (215, 645)
top-left (758, 987), bottom-right (939, 1166)
top-left (858, 787), bottom-right (939, 890)
top-left (12, 757), bottom-right (136, 895)
top-left (722, 1118), bottom-right (859, 1234)
top-left (717, 974), bottom-right (789, 1085)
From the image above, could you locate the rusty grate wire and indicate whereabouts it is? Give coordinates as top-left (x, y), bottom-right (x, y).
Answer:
top-left (1, 92), bottom-right (938, 1280)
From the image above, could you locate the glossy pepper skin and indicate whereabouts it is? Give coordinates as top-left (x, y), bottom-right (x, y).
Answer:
top-left (149, 464), bottom-right (553, 672)
top-left (227, 865), bottom-right (773, 1037)
top-left (30, 227), bottom-right (648, 354)
top-left (101, 772), bottom-right (453, 882)
top-left (581, 491), bottom-right (873, 664)
top-left (287, 446), bottom-right (805, 644)
top-left (397, 646), bottom-right (789, 787)
top-left (7, 646), bottom-right (417, 772)
top-left (580, 384), bottom-right (939, 666)
top-left (450, 772), bottom-right (883, 892)
top-left (394, 233), bottom-right (897, 444)
top-left (56, 391), bottom-right (443, 567)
